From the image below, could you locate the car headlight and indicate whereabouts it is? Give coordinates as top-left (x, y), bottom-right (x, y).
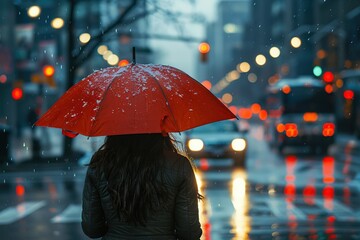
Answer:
top-left (231, 138), bottom-right (246, 151)
top-left (188, 139), bottom-right (204, 151)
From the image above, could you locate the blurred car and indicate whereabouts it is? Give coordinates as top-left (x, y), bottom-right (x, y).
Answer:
top-left (184, 120), bottom-right (248, 167)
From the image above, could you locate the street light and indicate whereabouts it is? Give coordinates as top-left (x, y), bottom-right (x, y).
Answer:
top-left (269, 47), bottom-right (281, 58)
top-left (51, 18), bottom-right (64, 29)
top-left (79, 33), bottom-right (91, 44)
top-left (290, 37), bottom-right (302, 48)
top-left (28, 6), bottom-right (41, 18)
top-left (255, 54), bottom-right (266, 66)
top-left (237, 62), bottom-right (250, 73)
top-left (97, 45), bottom-right (108, 55)
top-left (107, 54), bottom-right (119, 65)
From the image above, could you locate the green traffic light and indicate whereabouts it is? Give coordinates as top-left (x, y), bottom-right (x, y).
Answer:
top-left (313, 66), bottom-right (322, 77)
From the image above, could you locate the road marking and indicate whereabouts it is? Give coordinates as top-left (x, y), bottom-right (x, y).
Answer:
top-left (315, 199), bottom-right (357, 220)
top-left (267, 198), bottom-right (307, 220)
top-left (0, 201), bottom-right (46, 224)
top-left (51, 204), bottom-right (81, 223)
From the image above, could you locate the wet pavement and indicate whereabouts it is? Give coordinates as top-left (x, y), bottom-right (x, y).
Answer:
top-left (1, 126), bottom-right (360, 239)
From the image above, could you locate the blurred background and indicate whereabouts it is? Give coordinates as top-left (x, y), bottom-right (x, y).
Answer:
top-left (0, 0), bottom-right (360, 162)
top-left (1, 0), bottom-right (360, 239)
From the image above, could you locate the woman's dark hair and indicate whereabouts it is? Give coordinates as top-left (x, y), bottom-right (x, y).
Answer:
top-left (89, 133), bottom-right (179, 226)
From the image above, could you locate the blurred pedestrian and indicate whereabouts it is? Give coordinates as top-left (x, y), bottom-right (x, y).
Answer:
top-left (81, 133), bottom-right (203, 239)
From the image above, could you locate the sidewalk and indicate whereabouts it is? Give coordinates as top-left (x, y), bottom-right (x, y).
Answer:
top-left (3, 127), bottom-right (105, 171)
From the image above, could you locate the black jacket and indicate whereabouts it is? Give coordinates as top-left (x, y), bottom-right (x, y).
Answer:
top-left (81, 152), bottom-right (202, 240)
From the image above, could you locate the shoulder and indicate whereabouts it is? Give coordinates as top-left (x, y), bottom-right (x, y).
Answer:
top-left (85, 165), bottom-right (101, 184)
top-left (166, 151), bottom-right (196, 176)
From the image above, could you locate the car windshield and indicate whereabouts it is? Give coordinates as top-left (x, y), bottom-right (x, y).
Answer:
top-left (189, 121), bottom-right (238, 133)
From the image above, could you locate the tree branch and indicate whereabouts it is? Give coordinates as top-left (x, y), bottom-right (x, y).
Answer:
top-left (73, 0), bottom-right (139, 65)
top-left (74, 8), bottom-right (156, 68)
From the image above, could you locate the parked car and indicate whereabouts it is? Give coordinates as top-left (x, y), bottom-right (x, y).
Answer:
top-left (184, 120), bottom-right (248, 167)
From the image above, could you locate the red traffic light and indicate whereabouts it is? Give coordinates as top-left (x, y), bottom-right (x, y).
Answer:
top-left (198, 42), bottom-right (210, 54)
top-left (43, 65), bottom-right (55, 77)
top-left (118, 59), bottom-right (129, 67)
top-left (12, 87), bottom-right (23, 100)
top-left (343, 90), bottom-right (354, 100)
top-left (322, 71), bottom-right (334, 83)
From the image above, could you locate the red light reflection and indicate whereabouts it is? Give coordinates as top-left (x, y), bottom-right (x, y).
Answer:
top-left (322, 156), bottom-right (335, 184)
top-left (199, 158), bottom-right (209, 171)
top-left (16, 184), bottom-right (25, 196)
top-left (303, 185), bottom-right (316, 205)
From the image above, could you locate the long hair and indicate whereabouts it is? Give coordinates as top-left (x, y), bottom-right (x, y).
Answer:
top-left (89, 133), bottom-right (178, 226)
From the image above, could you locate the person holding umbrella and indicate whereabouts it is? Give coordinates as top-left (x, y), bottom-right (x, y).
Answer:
top-left (35, 51), bottom-right (237, 239)
top-left (82, 133), bottom-right (202, 239)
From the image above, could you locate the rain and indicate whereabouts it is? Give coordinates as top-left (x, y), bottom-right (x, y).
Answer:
top-left (1, 0), bottom-right (360, 239)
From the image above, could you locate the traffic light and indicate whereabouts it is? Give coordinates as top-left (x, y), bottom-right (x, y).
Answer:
top-left (12, 87), bottom-right (23, 100)
top-left (322, 71), bottom-right (334, 83)
top-left (43, 65), bottom-right (55, 77)
top-left (198, 42), bottom-right (210, 62)
top-left (313, 66), bottom-right (322, 77)
top-left (42, 65), bottom-right (56, 87)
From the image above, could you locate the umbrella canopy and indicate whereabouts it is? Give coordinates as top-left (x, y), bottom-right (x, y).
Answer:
top-left (35, 63), bottom-right (237, 137)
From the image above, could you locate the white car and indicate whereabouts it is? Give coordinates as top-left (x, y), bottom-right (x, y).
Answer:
top-left (184, 120), bottom-right (248, 167)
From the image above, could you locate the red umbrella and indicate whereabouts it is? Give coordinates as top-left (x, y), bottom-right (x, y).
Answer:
top-left (35, 63), bottom-right (237, 137)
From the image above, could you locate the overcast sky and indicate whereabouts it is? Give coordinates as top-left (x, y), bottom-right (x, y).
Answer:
top-left (149, 0), bottom-right (217, 78)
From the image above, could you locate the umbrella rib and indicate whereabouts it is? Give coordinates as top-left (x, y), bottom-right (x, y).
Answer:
top-left (138, 65), bottom-right (180, 132)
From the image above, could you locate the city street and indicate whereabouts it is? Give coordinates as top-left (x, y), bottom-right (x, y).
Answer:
top-left (1, 125), bottom-right (360, 240)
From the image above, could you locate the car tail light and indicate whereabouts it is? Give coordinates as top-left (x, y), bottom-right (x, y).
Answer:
top-left (285, 123), bottom-right (298, 137)
top-left (303, 112), bottom-right (318, 122)
top-left (231, 138), bottom-right (246, 151)
top-left (323, 123), bottom-right (335, 137)
top-left (277, 123), bottom-right (285, 133)
top-left (188, 139), bottom-right (204, 151)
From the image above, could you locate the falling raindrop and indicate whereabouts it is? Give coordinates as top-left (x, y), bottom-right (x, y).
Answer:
top-left (23, 142), bottom-right (26, 147)
top-left (33, 169), bottom-right (36, 172)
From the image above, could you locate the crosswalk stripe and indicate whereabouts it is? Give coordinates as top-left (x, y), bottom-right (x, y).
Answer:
top-left (315, 199), bottom-right (357, 220)
top-left (267, 198), bottom-right (307, 220)
top-left (51, 204), bottom-right (82, 223)
top-left (0, 201), bottom-right (46, 224)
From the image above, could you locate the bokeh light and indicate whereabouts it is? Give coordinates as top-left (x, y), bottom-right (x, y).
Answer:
top-left (97, 45), bottom-right (108, 55)
top-left (290, 37), bottom-right (302, 48)
top-left (79, 33), bottom-right (91, 44)
top-left (255, 54), bottom-right (266, 66)
top-left (269, 47), bottom-right (281, 58)
top-left (237, 62), bottom-right (250, 73)
top-left (222, 93), bottom-right (233, 104)
top-left (51, 18), bottom-right (64, 29)
top-left (28, 6), bottom-right (41, 18)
